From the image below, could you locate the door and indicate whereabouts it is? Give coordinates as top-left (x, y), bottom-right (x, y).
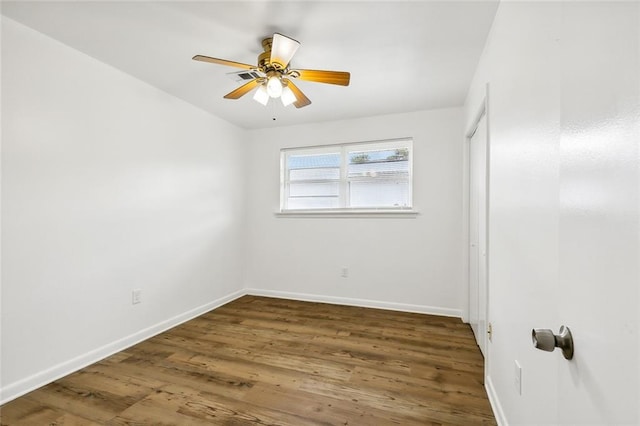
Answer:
top-left (469, 113), bottom-right (488, 355)
top-left (555, 2), bottom-right (639, 423)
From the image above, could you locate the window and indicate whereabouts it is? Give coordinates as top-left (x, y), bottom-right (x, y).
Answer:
top-left (280, 138), bottom-right (413, 212)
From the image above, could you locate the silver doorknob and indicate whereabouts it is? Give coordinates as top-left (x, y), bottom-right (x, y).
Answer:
top-left (532, 326), bottom-right (574, 360)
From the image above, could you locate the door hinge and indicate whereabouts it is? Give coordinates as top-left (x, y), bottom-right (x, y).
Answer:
top-left (487, 322), bottom-right (493, 341)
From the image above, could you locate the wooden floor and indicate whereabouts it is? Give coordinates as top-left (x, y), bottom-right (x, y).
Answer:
top-left (1, 296), bottom-right (496, 425)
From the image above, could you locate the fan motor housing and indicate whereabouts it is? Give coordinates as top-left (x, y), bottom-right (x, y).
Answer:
top-left (258, 37), bottom-right (286, 72)
top-left (258, 37), bottom-right (273, 69)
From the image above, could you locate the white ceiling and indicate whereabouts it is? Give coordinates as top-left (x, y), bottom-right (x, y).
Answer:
top-left (1, 1), bottom-right (499, 129)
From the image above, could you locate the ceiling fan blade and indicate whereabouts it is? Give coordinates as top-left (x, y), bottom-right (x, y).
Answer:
top-left (295, 69), bottom-right (350, 86)
top-left (285, 79), bottom-right (312, 108)
top-left (193, 55), bottom-right (255, 70)
top-left (270, 33), bottom-right (300, 69)
top-left (223, 79), bottom-right (261, 99)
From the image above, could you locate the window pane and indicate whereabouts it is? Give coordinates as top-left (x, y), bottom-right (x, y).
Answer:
top-left (348, 148), bottom-right (409, 178)
top-left (287, 196), bottom-right (339, 210)
top-left (290, 167), bottom-right (340, 181)
top-left (288, 153), bottom-right (340, 169)
top-left (349, 180), bottom-right (410, 208)
top-left (289, 182), bottom-right (339, 197)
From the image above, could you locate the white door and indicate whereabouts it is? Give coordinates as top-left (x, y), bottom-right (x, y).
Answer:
top-left (469, 113), bottom-right (488, 355)
top-left (555, 3), bottom-right (639, 423)
top-left (466, 2), bottom-right (638, 424)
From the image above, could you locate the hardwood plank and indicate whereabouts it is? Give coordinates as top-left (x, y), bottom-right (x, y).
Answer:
top-left (111, 384), bottom-right (325, 426)
top-left (52, 413), bottom-right (103, 426)
top-left (0, 397), bottom-right (63, 426)
top-left (243, 382), bottom-right (416, 426)
top-left (1, 295), bottom-right (496, 425)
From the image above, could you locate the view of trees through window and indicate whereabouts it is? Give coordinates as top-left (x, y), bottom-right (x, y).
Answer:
top-left (349, 148), bottom-right (409, 164)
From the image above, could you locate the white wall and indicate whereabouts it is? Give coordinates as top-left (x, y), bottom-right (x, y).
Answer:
top-left (1, 17), bottom-right (246, 403)
top-left (465, 2), bottom-right (639, 424)
top-left (244, 109), bottom-right (465, 316)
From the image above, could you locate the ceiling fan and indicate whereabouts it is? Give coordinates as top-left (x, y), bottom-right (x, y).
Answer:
top-left (193, 33), bottom-right (350, 108)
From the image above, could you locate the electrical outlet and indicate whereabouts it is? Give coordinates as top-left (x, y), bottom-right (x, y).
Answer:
top-left (514, 360), bottom-right (522, 395)
top-left (132, 289), bottom-right (142, 305)
top-left (341, 267), bottom-right (349, 278)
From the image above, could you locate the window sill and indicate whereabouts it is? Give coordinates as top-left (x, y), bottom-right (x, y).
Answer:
top-left (275, 209), bottom-right (419, 218)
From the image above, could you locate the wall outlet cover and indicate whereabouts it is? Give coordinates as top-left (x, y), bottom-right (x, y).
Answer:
top-left (514, 360), bottom-right (522, 395)
top-left (132, 289), bottom-right (142, 305)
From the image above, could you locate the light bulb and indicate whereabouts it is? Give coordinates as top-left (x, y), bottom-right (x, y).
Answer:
top-left (266, 75), bottom-right (283, 98)
top-left (253, 85), bottom-right (269, 106)
top-left (281, 85), bottom-right (296, 107)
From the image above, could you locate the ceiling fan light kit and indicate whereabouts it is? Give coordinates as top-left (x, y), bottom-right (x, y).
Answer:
top-left (193, 33), bottom-right (350, 108)
top-left (281, 85), bottom-right (297, 107)
top-left (266, 71), bottom-right (284, 98)
top-left (253, 85), bottom-right (269, 106)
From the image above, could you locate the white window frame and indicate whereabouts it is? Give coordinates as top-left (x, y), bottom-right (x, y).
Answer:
top-left (278, 138), bottom-right (417, 217)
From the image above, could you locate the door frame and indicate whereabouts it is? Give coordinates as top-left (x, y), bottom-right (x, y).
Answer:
top-left (462, 84), bottom-right (491, 366)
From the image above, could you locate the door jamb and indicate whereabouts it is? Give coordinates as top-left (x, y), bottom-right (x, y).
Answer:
top-left (462, 83), bottom-right (491, 369)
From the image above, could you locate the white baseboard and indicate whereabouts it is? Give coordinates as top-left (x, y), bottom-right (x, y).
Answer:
top-left (0, 289), bottom-right (245, 405)
top-left (485, 374), bottom-right (507, 426)
top-left (244, 288), bottom-right (463, 318)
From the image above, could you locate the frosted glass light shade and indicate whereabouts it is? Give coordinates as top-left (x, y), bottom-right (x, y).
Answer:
top-left (281, 85), bottom-right (296, 106)
top-left (266, 76), bottom-right (283, 98)
top-left (253, 85), bottom-right (269, 105)
top-left (271, 33), bottom-right (300, 69)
